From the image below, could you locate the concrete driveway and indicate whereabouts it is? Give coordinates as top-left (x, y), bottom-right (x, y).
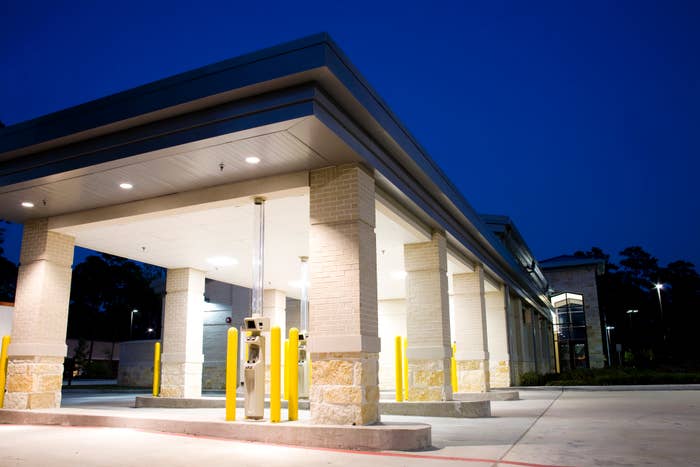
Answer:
top-left (0, 388), bottom-right (698, 466)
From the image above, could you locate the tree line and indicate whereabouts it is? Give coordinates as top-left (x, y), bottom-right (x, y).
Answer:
top-left (574, 246), bottom-right (700, 367)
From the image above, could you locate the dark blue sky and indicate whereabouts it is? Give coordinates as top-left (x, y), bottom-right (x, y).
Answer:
top-left (1, 0), bottom-right (698, 268)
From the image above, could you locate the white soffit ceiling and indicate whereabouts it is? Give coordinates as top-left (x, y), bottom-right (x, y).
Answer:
top-left (1, 116), bottom-right (359, 222)
top-left (58, 194), bottom-right (310, 298)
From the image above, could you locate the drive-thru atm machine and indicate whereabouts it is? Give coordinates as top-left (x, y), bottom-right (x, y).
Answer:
top-left (298, 332), bottom-right (309, 399)
top-left (243, 316), bottom-right (270, 419)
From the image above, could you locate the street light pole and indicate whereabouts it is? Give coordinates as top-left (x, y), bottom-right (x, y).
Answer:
top-left (654, 283), bottom-right (665, 341)
top-left (605, 325), bottom-right (615, 368)
top-left (130, 309), bottom-right (138, 339)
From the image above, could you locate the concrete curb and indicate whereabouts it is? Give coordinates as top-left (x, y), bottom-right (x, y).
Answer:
top-left (0, 409), bottom-right (432, 451)
top-left (137, 396), bottom-right (492, 417)
top-left (380, 400), bottom-right (491, 418)
top-left (453, 390), bottom-right (519, 401)
top-left (513, 384), bottom-right (700, 392)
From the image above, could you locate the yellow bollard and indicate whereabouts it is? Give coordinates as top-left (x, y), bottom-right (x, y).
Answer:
top-left (152, 341), bottom-right (161, 397)
top-left (394, 336), bottom-right (403, 402)
top-left (270, 326), bottom-right (281, 423)
top-left (288, 328), bottom-right (299, 421)
top-left (0, 335), bottom-right (10, 408)
top-left (451, 342), bottom-right (458, 394)
top-left (403, 337), bottom-right (409, 401)
top-left (284, 339), bottom-right (289, 400)
top-left (225, 327), bottom-right (239, 421)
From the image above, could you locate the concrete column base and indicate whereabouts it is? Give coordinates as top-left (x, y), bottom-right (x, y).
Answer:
top-left (5, 356), bottom-right (64, 409)
top-left (310, 352), bottom-right (379, 425)
top-left (489, 360), bottom-right (512, 388)
top-left (408, 358), bottom-right (452, 401)
top-left (457, 359), bottom-right (490, 393)
top-left (160, 361), bottom-right (203, 398)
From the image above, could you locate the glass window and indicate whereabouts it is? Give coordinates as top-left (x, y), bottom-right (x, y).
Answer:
top-left (553, 296), bottom-right (590, 370)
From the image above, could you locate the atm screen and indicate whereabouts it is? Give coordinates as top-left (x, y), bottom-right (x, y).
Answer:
top-left (246, 320), bottom-right (256, 329)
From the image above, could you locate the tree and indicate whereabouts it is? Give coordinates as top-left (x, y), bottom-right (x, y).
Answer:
top-left (574, 245), bottom-right (700, 367)
top-left (0, 222), bottom-right (18, 302)
top-left (67, 254), bottom-right (163, 362)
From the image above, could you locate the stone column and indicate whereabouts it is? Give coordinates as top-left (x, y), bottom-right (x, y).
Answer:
top-left (160, 268), bottom-right (205, 398)
top-left (308, 164), bottom-right (380, 425)
top-left (263, 289), bottom-right (286, 395)
top-left (521, 307), bottom-right (534, 373)
top-left (485, 286), bottom-right (511, 388)
top-left (452, 266), bottom-right (490, 392)
top-left (5, 219), bottom-right (74, 409)
top-left (509, 296), bottom-right (525, 383)
top-left (404, 232), bottom-right (452, 401)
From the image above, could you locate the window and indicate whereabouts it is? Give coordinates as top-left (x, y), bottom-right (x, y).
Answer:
top-left (552, 293), bottom-right (589, 371)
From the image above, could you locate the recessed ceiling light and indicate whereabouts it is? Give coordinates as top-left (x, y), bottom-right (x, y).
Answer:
top-left (119, 182), bottom-right (133, 190)
top-left (245, 156), bottom-right (261, 165)
top-left (207, 256), bottom-right (238, 267)
top-left (21, 201), bottom-right (34, 208)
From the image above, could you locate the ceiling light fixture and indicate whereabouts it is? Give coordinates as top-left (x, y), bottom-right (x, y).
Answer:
top-left (207, 256), bottom-right (238, 267)
top-left (245, 156), bottom-right (261, 165)
top-left (21, 201), bottom-right (34, 208)
top-left (119, 182), bottom-right (133, 190)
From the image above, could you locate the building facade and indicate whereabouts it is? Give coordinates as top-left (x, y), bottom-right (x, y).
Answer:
top-left (540, 256), bottom-right (606, 369)
top-left (0, 34), bottom-right (556, 424)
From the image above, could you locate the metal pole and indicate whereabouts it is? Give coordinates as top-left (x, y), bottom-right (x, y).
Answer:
top-left (394, 336), bottom-right (403, 402)
top-left (252, 198), bottom-right (265, 317)
top-left (300, 256), bottom-right (309, 333)
top-left (225, 327), bottom-right (239, 421)
top-left (288, 328), bottom-right (299, 421)
top-left (270, 326), bottom-right (281, 422)
top-left (152, 341), bottom-right (161, 397)
top-left (0, 336), bottom-right (10, 408)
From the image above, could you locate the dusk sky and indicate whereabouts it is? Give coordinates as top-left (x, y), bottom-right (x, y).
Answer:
top-left (1, 1), bottom-right (698, 268)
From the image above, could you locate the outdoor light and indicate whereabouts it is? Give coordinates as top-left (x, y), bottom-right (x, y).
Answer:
top-left (245, 156), bottom-right (261, 164)
top-left (147, 328), bottom-right (154, 333)
top-left (130, 309), bottom-right (138, 339)
top-left (207, 256), bottom-right (238, 267)
top-left (119, 182), bottom-right (133, 190)
top-left (654, 283), bottom-right (664, 290)
top-left (606, 325), bottom-right (615, 330)
top-left (21, 201), bottom-right (34, 208)
top-left (626, 309), bottom-right (639, 314)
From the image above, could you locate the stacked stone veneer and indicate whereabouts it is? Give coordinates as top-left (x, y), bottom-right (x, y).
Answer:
top-left (404, 232), bottom-right (452, 401)
top-left (160, 268), bottom-right (205, 398)
top-left (308, 164), bottom-right (380, 425)
top-left (6, 219), bottom-right (74, 409)
top-left (485, 288), bottom-right (511, 388)
top-left (452, 267), bottom-right (490, 392)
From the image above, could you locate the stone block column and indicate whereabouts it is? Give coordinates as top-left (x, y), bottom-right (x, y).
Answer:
top-left (485, 287), bottom-right (511, 388)
top-left (520, 307), bottom-right (534, 373)
top-left (263, 289), bottom-right (286, 395)
top-left (308, 164), bottom-right (380, 425)
top-left (509, 296), bottom-right (525, 383)
top-left (404, 232), bottom-right (452, 401)
top-left (452, 266), bottom-right (490, 392)
top-left (6, 219), bottom-right (74, 409)
top-left (160, 268), bottom-right (205, 398)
